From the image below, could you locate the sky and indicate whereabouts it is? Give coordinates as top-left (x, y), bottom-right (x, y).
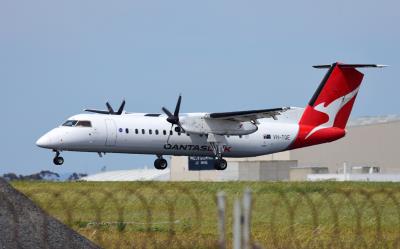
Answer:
top-left (0, 0), bottom-right (399, 175)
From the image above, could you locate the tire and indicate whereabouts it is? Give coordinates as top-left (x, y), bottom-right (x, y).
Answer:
top-left (158, 159), bottom-right (168, 170)
top-left (154, 159), bottom-right (161, 169)
top-left (53, 157), bottom-right (64, 165)
top-left (214, 159), bottom-right (227, 170)
top-left (154, 158), bottom-right (168, 170)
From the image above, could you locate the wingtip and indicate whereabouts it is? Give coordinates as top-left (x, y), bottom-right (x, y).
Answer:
top-left (376, 64), bottom-right (389, 68)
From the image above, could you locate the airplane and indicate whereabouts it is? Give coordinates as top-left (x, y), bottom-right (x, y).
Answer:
top-left (36, 62), bottom-right (386, 170)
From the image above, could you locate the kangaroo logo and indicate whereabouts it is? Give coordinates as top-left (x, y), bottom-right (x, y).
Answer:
top-left (305, 86), bottom-right (360, 139)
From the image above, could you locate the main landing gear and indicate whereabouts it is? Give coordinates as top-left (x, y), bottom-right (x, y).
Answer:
top-left (214, 158), bottom-right (227, 170)
top-left (154, 156), bottom-right (168, 170)
top-left (53, 150), bottom-right (64, 166)
top-left (208, 134), bottom-right (228, 170)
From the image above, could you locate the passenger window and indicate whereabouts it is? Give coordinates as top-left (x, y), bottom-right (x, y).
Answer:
top-left (125, 128), bottom-right (129, 134)
top-left (170, 130), bottom-right (173, 136)
top-left (135, 129), bottom-right (138, 134)
top-left (155, 130), bottom-right (159, 135)
top-left (149, 129), bottom-right (152, 135)
top-left (163, 130), bottom-right (167, 135)
top-left (142, 129), bottom-right (145, 134)
top-left (62, 120), bottom-right (77, 127)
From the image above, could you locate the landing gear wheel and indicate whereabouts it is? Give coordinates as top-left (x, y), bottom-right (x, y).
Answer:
top-left (154, 158), bottom-right (168, 170)
top-left (214, 159), bottom-right (227, 170)
top-left (53, 156), bottom-right (64, 165)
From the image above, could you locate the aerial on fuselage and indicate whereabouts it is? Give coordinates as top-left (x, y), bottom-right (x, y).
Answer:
top-left (36, 62), bottom-right (386, 170)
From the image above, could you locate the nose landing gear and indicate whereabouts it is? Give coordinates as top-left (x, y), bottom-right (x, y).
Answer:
top-left (154, 156), bottom-right (168, 170)
top-left (53, 150), bottom-right (64, 166)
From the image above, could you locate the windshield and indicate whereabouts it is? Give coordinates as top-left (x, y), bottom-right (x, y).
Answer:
top-left (62, 120), bottom-right (78, 127)
top-left (62, 120), bottom-right (92, 127)
top-left (76, 120), bottom-right (92, 127)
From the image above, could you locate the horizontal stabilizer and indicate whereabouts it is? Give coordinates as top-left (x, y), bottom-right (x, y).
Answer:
top-left (313, 64), bottom-right (388, 69)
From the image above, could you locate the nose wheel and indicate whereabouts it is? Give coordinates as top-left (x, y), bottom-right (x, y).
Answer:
top-left (53, 151), bottom-right (64, 166)
top-left (154, 156), bottom-right (168, 170)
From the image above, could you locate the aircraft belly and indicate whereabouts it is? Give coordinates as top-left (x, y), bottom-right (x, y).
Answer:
top-left (105, 136), bottom-right (250, 157)
top-left (94, 125), bottom-right (299, 157)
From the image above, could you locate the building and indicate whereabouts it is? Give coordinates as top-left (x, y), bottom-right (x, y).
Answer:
top-left (82, 168), bottom-right (170, 181)
top-left (289, 166), bottom-right (329, 181)
top-left (170, 115), bottom-right (400, 181)
top-left (171, 156), bottom-right (296, 181)
top-left (289, 115), bottom-right (400, 174)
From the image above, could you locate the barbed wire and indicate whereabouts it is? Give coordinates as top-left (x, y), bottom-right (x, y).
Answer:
top-left (2, 182), bottom-right (400, 249)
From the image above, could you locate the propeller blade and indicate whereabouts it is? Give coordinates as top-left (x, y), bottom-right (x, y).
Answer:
top-left (86, 100), bottom-right (126, 115)
top-left (117, 100), bottom-right (126, 115)
top-left (174, 95), bottom-right (182, 117)
top-left (177, 121), bottom-right (185, 132)
top-left (162, 107), bottom-right (174, 118)
top-left (106, 102), bottom-right (114, 114)
top-left (163, 95), bottom-right (183, 126)
top-left (166, 124), bottom-right (174, 144)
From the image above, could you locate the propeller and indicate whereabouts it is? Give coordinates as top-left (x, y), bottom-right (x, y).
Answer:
top-left (85, 99), bottom-right (126, 115)
top-left (162, 95), bottom-right (185, 142)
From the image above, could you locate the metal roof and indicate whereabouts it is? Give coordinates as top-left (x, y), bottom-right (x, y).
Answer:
top-left (348, 115), bottom-right (400, 127)
top-left (81, 169), bottom-right (170, 181)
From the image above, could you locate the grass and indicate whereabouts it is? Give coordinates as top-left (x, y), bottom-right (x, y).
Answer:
top-left (11, 181), bottom-right (400, 249)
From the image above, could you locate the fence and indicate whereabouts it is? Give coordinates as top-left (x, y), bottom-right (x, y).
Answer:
top-left (2, 181), bottom-right (400, 249)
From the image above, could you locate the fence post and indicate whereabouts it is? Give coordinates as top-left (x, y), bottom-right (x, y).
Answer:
top-left (233, 198), bottom-right (242, 249)
top-left (242, 188), bottom-right (252, 249)
top-left (217, 191), bottom-right (226, 249)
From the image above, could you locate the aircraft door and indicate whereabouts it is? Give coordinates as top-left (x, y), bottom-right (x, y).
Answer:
top-left (105, 119), bottom-right (117, 146)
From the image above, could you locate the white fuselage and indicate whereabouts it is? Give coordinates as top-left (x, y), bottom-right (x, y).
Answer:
top-left (36, 109), bottom-right (303, 158)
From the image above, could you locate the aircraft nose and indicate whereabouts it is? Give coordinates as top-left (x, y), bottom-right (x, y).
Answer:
top-left (36, 134), bottom-right (52, 148)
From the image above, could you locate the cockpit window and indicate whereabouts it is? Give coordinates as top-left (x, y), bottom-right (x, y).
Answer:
top-left (62, 120), bottom-right (91, 127)
top-left (62, 120), bottom-right (78, 127)
top-left (76, 121), bottom-right (92, 127)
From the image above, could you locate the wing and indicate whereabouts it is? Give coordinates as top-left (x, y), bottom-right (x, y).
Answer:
top-left (207, 107), bottom-right (290, 122)
top-left (84, 109), bottom-right (111, 114)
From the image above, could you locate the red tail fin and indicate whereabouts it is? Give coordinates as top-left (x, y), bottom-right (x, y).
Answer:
top-left (291, 62), bottom-right (366, 149)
